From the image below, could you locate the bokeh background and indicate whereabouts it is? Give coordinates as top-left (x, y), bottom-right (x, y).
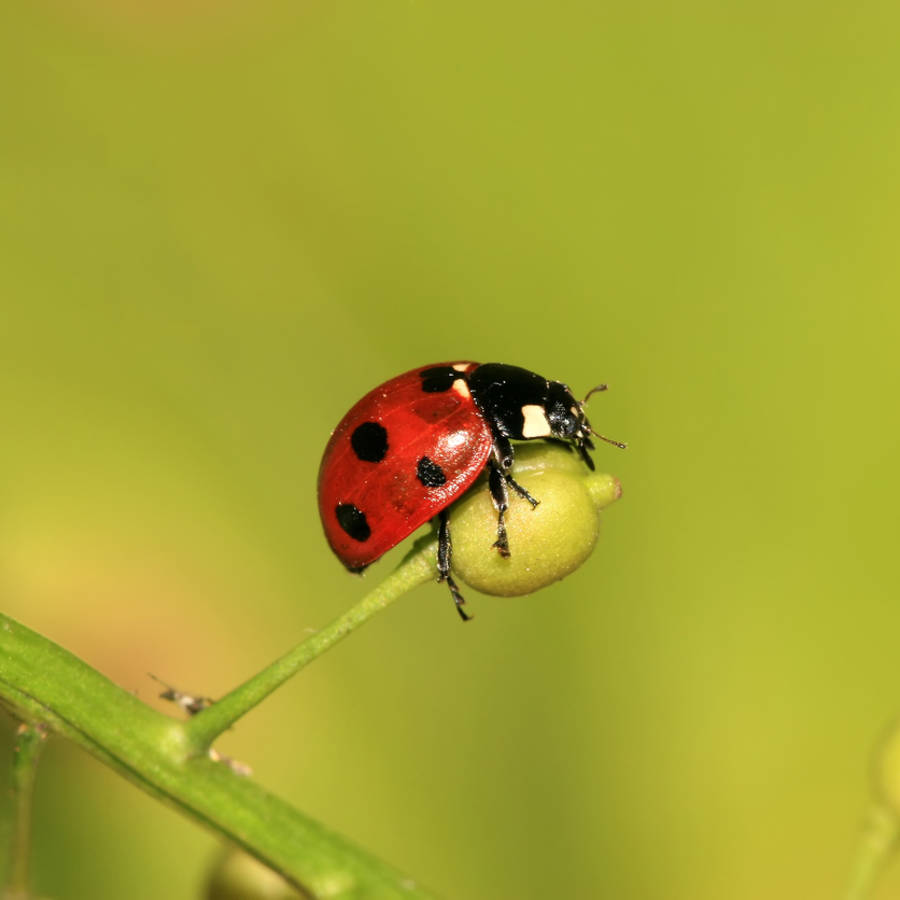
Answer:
top-left (2, 1), bottom-right (900, 897)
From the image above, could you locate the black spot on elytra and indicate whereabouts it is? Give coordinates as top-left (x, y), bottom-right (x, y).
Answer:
top-left (419, 366), bottom-right (461, 393)
top-left (335, 504), bottom-right (371, 542)
top-left (416, 456), bottom-right (447, 488)
top-left (351, 421), bottom-right (388, 462)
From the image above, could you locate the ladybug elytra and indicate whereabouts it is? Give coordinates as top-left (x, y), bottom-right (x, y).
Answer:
top-left (317, 362), bottom-right (624, 620)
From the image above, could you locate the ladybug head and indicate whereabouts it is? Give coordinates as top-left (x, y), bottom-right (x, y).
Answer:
top-left (545, 382), bottom-right (626, 470)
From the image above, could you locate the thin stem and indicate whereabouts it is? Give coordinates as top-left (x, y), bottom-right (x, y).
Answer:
top-left (0, 593), bottom-right (436, 897)
top-left (185, 536), bottom-right (437, 754)
top-left (845, 802), bottom-right (900, 900)
top-left (3, 722), bottom-right (46, 900)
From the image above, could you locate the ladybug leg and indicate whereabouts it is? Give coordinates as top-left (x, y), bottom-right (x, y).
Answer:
top-left (505, 474), bottom-right (539, 508)
top-left (488, 460), bottom-right (511, 557)
top-left (489, 438), bottom-right (540, 557)
top-left (437, 509), bottom-right (471, 622)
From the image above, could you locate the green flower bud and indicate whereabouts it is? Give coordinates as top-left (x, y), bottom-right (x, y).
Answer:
top-left (448, 442), bottom-right (622, 597)
top-left (206, 846), bottom-right (312, 900)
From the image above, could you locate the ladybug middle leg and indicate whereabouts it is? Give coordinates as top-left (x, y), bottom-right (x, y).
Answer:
top-left (488, 437), bottom-right (540, 558)
top-left (437, 509), bottom-right (470, 621)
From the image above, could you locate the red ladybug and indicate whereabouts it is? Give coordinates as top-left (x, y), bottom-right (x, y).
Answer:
top-left (318, 362), bottom-right (624, 619)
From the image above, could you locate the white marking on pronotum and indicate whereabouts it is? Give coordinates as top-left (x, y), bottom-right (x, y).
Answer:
top-left (520, 404), bottom-right (552, 438)
top-left (452, 379), bottom-right (471, 399)
top-left (452, 363), bottom-right (469, 371)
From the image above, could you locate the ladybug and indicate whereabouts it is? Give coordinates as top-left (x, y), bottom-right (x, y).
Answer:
top-left (317, 362), bottom-right (625, 620)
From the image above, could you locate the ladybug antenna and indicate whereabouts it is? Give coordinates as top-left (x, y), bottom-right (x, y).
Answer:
top-left (581, 383), bottom-right (627, 449)
top-left (588, 427), bottom-right (627, 450)
top-left (582, 383), bottom-right (609, 403)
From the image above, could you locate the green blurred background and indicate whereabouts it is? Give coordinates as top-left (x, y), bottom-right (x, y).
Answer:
top-left (2, 1), bottom-right (899, 897)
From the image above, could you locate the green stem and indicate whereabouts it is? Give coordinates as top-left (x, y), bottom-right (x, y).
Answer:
top-left (845, 802), bottom-right (900, 900)
top-left (185, 536), bottom-right (436, 754)
top-left (0, 542), bottom-right (441, 898)
top-left (3, 723), bottom-right (46, 899)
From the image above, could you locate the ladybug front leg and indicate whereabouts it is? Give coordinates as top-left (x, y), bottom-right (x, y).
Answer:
top-left (437, 509), bottom-right (470, 621)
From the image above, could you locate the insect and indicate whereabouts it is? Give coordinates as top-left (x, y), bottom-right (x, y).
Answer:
top-left (317, 362), bottom-right (624, 620)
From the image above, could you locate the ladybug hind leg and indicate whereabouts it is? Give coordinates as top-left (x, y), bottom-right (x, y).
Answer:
top-left (437, 509), bottom-right (470, 621)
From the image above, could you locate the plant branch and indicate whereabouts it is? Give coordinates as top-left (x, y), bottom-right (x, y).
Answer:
top-left (844, 802), bottom-right (899, 900)
top-left (184, 536), bottom-right (436, 754)
top-left (1, 722), bottom-right (46, 899)
top-left (0, 538), bottom-right (441, 899)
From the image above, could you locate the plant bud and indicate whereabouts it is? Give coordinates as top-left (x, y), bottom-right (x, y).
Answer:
top-left (206, 846), bottom-right (312, 900)
top-left (448, 443), bottom-right (622, 597)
